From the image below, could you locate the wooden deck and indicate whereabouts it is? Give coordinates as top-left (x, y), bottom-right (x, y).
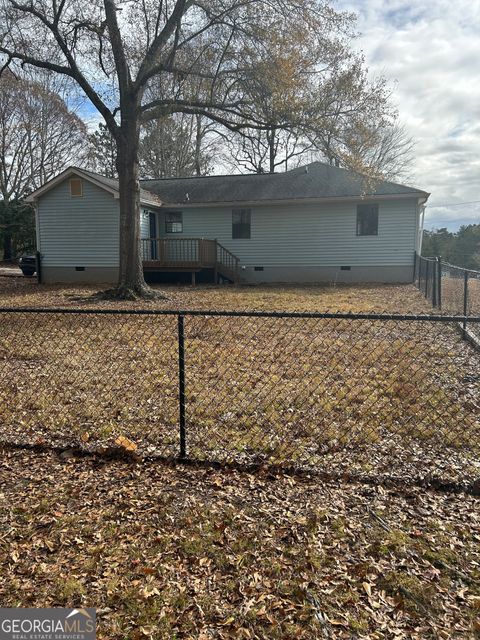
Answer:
top-left (141, 238), bottom-right (240, 283)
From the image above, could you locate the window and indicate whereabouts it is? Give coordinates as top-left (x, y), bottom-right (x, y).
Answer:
top-left (165, 211), bottom-right (183, 233)
top-left (232, 208), bottom-right (251, 239)
top-left (70, 178), bottom-right (83, 197)
top-left (356, 204), bottom-right (378, 236)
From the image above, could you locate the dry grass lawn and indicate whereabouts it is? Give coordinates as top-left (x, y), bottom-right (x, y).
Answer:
top-left (0, 276), bottom-right (479, 485)
top-left (0, 275), bottom-right (433, 311)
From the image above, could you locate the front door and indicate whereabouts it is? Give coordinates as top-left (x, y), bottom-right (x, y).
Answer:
top-left (149, 212), bottom-right (157, 259)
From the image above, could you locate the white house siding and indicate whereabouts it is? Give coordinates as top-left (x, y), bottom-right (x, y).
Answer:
top-left (37, 178), bottom-right (119, 282)
top-left (164, 198), bottom-right (419, 282)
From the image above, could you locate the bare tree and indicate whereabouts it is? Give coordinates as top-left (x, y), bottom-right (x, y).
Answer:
top-left (142, 64), bottom-right (221, 177)
top-left (0, 69), bottom-right (87, 259)
top-left (89, 113), bottom-right (218, 180)
top-left (309, 117), bottom-right (415, 183)
top-left (87, 123), bottom-right (117, 178)
top-left (139, 113), bottom-right (215, 179)
top-left (223, 127), bottom-right (311, 174)
top-left (220, 14), bottom-right (404, 177)
top-left (304, 62), bottom-right (415, 181)
top-left (193, 115), bottom-right (221, 177)
top-left (220, 19), bottom-right (332, 173)
top-left (342, 122), bottom-right (415, 183)
top-left (1, 0), bottom-right (338, 298)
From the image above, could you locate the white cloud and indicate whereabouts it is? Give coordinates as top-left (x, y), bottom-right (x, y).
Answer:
top-left (337, 0), bottom-right (480, 229)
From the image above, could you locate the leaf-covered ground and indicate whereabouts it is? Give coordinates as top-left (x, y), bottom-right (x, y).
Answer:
top-left (0, 448), bottom-right (478, 639)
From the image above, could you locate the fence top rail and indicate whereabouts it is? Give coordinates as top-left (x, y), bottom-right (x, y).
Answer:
top-left (418, 253), bottom-right (480, 276)
top-left (442, 261), bottom-right (480, 276)
top-left (0, 307), bottom-right (479, 322)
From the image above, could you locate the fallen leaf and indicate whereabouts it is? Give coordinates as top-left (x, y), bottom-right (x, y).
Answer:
top-left (115, 436), bottom-right (138, 451)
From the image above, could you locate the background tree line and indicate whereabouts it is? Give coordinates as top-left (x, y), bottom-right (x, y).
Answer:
top-left (0, 69), bottom-right (86, 260)
top-left (422, 225), bottom-right (480, 270)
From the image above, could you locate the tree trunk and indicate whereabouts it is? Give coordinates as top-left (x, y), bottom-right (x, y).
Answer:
top-left (268, 127), bottom-right (276, 173)
top-left (2, 233), bottom-right (12, 262)
top-left (1, 199), bottom-right (13, 262)
top-left (194, 114), bottom-right (202, 177)
top-left (102, 99), bottom-right (164, 300)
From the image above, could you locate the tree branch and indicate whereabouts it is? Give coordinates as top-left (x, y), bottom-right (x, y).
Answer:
top-left (103, 0), bottom-right (130, 91)
top-left (2, 1), bottom-right (118, 133)
top-left (135, 0), bottom-right (190, 90)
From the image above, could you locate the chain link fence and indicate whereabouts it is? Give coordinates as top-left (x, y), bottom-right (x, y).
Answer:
top-left (414, 253), bottom-right (480, 343)
top-left (0, 308), bottom-right (479, 488)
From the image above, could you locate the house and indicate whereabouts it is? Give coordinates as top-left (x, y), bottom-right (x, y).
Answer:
top-left (26, 162), bottom-right (429, 285)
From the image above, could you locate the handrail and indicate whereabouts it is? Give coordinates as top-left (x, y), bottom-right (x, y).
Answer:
top-left (216, 241), bottom-right (240, 272)
top-left (216, 241), bottom-right (238, 262)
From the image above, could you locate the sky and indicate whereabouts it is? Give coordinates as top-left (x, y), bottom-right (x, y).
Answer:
top-left (77, 0), bottom-right (480, 231)
top-left (337, 0), bottom-right (480, 230)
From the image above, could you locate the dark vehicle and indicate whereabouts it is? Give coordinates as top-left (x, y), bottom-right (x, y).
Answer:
top-left (19, 255), bottom-right (37, 277)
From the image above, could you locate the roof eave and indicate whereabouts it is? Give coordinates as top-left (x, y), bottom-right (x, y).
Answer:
top-left (140, 197), bottom-right (163, 208)
top-left (159, 192), bottom-right (430, 208)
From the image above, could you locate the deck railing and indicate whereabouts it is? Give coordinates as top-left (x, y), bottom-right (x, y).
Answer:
top-left (141, 237), bottom-right (239, 281)
top-left (141, 238), bottom-right (216, 267)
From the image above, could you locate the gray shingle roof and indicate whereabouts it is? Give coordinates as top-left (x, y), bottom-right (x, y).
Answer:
top-left (73, 167), bottom-right (163, 206)
top-left (76, 167), bottom-right (119, 191)
top-left (140, 161), bottom-right (429, 206)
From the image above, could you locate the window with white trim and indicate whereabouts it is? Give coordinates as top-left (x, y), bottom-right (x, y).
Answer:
top-left (232, 208), bottom-right (251, 239)
top-left (165, 211), bottom-right (183, 233)
top-left (356, 204), bottom-right (378, 236)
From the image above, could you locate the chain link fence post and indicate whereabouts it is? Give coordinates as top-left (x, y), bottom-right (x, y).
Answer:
top-left (437, 257), bottom-right (442, 310)
top-left (462, 270), bottom-right (468, 339)
top-left (462, 271), bottom-right (469, 339)
top-left (425, 258), bottom-right (429, 298)
top-left (178, 313), bottom-right (186, 458)
top-left (35, 251), bottom-right (42, 284)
